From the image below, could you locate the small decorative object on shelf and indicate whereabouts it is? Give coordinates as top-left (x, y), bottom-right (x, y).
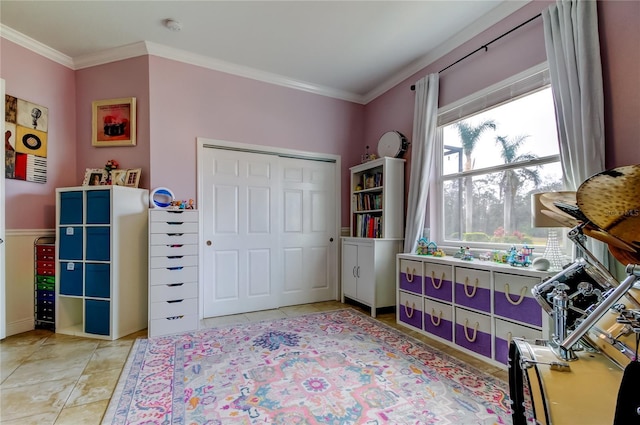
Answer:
top-left (478, 252), bottom-right (492, 261)
top-left (104, 159), bottom-right (119, 184)
top-left (361, 145), bottom-right (371, 163)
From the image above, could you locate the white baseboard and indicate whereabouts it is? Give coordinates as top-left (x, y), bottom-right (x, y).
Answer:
top-left (6, 317), bottom-right (35, 336)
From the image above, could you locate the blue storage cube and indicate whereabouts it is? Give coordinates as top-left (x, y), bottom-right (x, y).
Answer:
top-left (85, 299), bottom-right (110, 336)
top-left (85, 263), bottom-right (110, 298)
top-left (59, 191), bottom-right (83, 225)
top-left (59, 262), bottom-right (83, 296)
top-left (86, 227), bottom-right (111, 261)
top-left (59, 227), bottom-right (83, 260)
top-left (86, 191), bottom-right (111, 224)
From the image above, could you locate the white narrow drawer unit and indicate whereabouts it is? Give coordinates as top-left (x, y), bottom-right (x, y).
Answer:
top-left (150, 210), bottom-right (198, 222)
top-left (150, 282), bottom-right (198, 302)
top-left (151, 222), bottom-right (198, 234)
top-left (149, 315), bottom-right (199, 337)
top-left (149, 266), bottom-right (198, 285)
top-left (150, 233), bottom-right (199, 245)
top-left (150, 255), bottom-right (198, 269)
top-left (150, 244), bottom-right (199, 257)
top-left (149, 297), bottom-right (198, 319)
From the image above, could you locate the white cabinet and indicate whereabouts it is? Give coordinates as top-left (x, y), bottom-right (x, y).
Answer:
top-left (148, 209), bottom-right (199, 337)
top-left (342, 238), bottom-right (402, 317)
top-left (55, 186), bottom-right (148, 340)
top-left (397, 254), bottom-right (551, 368)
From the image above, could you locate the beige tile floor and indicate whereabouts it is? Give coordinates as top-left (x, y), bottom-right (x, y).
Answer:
top-left (0, 300), bottom-right (507, 424)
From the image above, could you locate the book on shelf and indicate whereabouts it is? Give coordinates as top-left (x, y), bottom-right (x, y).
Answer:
top-left (354, 214), bottom-right (382, 238)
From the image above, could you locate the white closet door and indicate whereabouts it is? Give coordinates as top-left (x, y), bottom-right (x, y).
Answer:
top-left (202, 148), bottom-right (281, 316)
top-left (200, 144), bottom-right (338, 318)
top-left (279, 158), bottom-right (336, 306)
top-left (1, 79), bottom-right (5, 339)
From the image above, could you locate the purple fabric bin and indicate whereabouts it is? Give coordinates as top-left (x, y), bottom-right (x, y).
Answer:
top-left (455, 284), bottom-right (491, 312)
top-left (424, 312), bottom-right (453, 341)
top-left (399, 303), bottom-right (423, 330)
top-left (494, 292), bottom-right (543, 327)
top-left (455, 324), bottom-right (492, 358)
top-left (495, 336), bottom-right (511, 364)
top-left (424, 276), bottom-right (453, 302)
top-left (399, 272), bottom-right (423, 295)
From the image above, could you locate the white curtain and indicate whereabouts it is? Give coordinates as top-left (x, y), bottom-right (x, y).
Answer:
top-left (403, 73), bottom-right (439, 253)
top-left (543, 0), bottom-right (607, 265)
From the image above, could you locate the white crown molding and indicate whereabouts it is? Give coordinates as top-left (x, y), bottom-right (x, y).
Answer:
top-left (73, 41), bottom-right (149, 70)
top-left (0, 24), bottom-right (74, 69)
top-left (362, 0), bottom-right (531, 104)
top-left (144, 41), bottom-right (365, 104)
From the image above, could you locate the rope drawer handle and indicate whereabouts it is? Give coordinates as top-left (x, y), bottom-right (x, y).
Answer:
top-left (405, 267), bottom-right (416, 283)
top-left (463, 319), bottom-right (479, 342)
top-left (431, 271), bottom-right (445, 289)
top-left (430, 309), bottom-right (442, 326)
top-left (504, 283), bottom-right (527, 305)
top-left (404, 301), bottom-right (415, 318)
top-left (507, 331), bottom-right (513, 345)
top-left (463, 277), bottom-right (479, 298)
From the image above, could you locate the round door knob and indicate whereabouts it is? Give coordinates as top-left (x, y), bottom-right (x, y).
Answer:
top-left (206, 240), bottom-right (212, 246)
top-left (330, 238), bottom-right (334, 242)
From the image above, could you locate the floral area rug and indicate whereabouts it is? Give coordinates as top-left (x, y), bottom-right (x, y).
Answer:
top-left (103, 309), bottom-right (511, 424)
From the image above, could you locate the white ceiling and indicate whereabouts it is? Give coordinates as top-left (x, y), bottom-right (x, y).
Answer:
top-left (0, 1), bottom-right (528, 103)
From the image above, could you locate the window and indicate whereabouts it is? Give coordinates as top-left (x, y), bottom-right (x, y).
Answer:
top-left (431, 65), bottom-right (563, 251)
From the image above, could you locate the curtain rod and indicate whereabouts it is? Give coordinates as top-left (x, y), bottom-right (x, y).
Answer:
top-left (410, 13), bottom-right (542, 91)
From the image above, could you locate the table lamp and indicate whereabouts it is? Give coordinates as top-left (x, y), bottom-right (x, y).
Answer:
top-left (531, 193), bottom-right (566, 272)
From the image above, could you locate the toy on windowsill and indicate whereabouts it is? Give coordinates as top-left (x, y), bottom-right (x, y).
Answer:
top-left (454, 246), bottom-right (474, 261)
top-left (416, 238), bottom-right (442, 256)
top-left (507, 244), bottom-right (534, 267)
top-left (478, 252), bottom-right (492, 261)
top-left (493, 250), bottom-right (508, 263)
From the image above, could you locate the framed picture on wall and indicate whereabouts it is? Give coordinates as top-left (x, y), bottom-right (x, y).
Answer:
top-left (92, 97), bottom-right (136, 147)
top-left (124, 168), bottom-right (141, 188)
top-left (82, 168), bottom-right (107, 186)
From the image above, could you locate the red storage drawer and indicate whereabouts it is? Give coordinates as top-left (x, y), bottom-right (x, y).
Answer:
top-left (37, 245), bottom-right (55, 256)
top-left (37, 260), bottom-right (55, 270)
top-left (37, 267), bottom-right (55, 276)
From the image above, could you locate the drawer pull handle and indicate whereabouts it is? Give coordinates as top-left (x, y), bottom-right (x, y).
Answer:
top-left (167, 315), bottom-right (184, 320)
top-left (507, 331), bottom-right (513, 345)
top-left (167, 222), bottom-right (185, 225)
top-left (167, 283), bottom-right (184, 287)
top-left (167, 267), bottom-right (184, 270)
top-left (431, 271), bottom-right (445, 289)
top-left (167, 211), bottom-right (184, 214)
top-left (168, 256), bottom-right (184, 259)
top-left (463, 277), bottom-right (478, 298)
top-left (405, 267), bottom-right (415, 283)
top-left (463, 319), bottom-right (479, 343)
top-left (167, 299), bottom-right (184, 303)
top-left (167, 233), bottom-right (184, 236)
top-left (430, 309), bottom-right (442, 326)
top-left (504, 283), bottom-right (527, 306)
top-left (404, 301), bottom-right (415, 318)
top-left (168, 244), bottom-right (184, 248)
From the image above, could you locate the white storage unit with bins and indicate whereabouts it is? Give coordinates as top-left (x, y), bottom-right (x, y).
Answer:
top-left (148, 209), bottom-right (199, 337)
top-left (396, 254), bottom-right (551, 367)
top-left (55, 186), bottom-right (149, 340)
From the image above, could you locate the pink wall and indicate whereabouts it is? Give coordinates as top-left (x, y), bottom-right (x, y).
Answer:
top-left (599, 0), bottom-right (640, 168)
top-left (147, 56), bottom-right (364, 223)
top-left (0, 39), bottom-right (77, 229)
top-left (75, 57), bottom-right (151, 189)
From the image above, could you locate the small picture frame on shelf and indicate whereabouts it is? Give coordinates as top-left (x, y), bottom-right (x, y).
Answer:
top-left (124, 168), bottom-right (141, 188)
top-left (82, 168), bottom-right (107, 186)
top-left (111, 169), bottom-right (128, 186)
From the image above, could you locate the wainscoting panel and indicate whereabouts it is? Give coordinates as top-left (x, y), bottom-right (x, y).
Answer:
top-left (5, 230), bottom-right (54, 336)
